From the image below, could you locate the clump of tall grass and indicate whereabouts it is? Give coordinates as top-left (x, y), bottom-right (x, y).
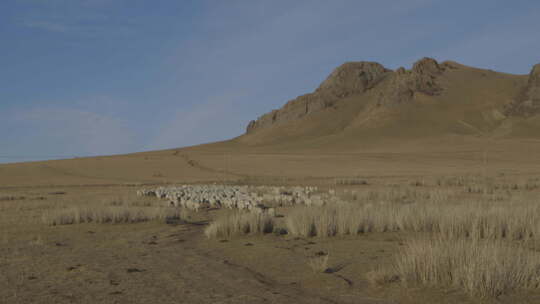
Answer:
top-left (378, 238), bottom-right (540, 298)
top-left (435, 175), bottom-right (540, 193)
top-left (204, 212), bottom-right (274, 239)
top-left (285, 201), bottom-right (540, 240)
top-left (285, 203), bottom-right (407, 237)
top-left (42, 205), bottom-right (182, 225)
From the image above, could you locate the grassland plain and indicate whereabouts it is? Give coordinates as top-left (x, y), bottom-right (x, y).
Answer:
top-left (2, 141), bottom-right (540, 303)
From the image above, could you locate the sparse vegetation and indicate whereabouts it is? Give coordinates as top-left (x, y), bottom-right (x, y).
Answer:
top-left (42, 205), bottom-right (182, 225)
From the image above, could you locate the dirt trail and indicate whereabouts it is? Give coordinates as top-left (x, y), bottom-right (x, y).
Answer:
top-left (180, 153), bottom-right (247, 178)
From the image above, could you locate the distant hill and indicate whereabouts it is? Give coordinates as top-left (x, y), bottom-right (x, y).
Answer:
top-left (238, 58), bottom-right (540, 148)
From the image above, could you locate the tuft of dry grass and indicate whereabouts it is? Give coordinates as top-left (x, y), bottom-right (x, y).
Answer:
top-left (42, 205), bottom-right (182, 225)
top-left (28, 235), bottom-right (45, 246)
top-left (307, 253), bottom-right (329, 273)
top-left (374, 237), bottom-right (540, 298)
top-left (204, 212), bottom-right (274, 239)
top-left (365, 267), bottom-right (399, 287)
top-left (284, 207), bottom-right (317, 237)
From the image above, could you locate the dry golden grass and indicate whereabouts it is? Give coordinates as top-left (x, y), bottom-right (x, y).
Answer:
top-left (204, 211), bottom-right (274, 239)
top-left (39, 194), bottom-right (193, 225)
top-left (285, 195), bottom-right (540, 240)
top-left (41, 196), bottom-right (186, 225)
top-left (380, 237), bottom-right (540, 298)
top-left (42, 205), bottom-right (182, 225)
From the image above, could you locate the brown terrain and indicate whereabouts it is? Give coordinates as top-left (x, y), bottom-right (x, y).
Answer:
top-left (2, 58), bottom-right (540, 303)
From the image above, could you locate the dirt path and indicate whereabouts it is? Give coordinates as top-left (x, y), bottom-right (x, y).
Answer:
top-left (180, 153), bottom-right (247, 179)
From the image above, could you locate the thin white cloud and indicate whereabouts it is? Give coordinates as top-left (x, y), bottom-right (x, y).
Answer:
top-left (22, 20), bottom-right (68, 32)
top-left (18, 0), bottom-right (115, 7)
top-left (20, 18), bottom-right (133, 37)
top-left (10, 107), bottom-right (137, 156)
top-left (16, 0), bottom-right (134, 36)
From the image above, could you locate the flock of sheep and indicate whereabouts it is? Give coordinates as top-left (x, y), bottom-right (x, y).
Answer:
top-left (137, 184), bottom-right (339, 214)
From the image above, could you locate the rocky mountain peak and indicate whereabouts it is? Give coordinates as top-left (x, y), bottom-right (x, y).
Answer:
top-left (504, 63), bottom-right (540, 116)
top-left (529, 63), bottom-right (540, 87)
top-left (412, 57), bottom-right (443, 76)
top-left (316, 61), bottom-right (390, 95)
top-left (245, 61), bottom-right (392, 134)
top-left (376, 57), bottom-right (444, 106)
top-left (246, 58), bottom-right (447, 134)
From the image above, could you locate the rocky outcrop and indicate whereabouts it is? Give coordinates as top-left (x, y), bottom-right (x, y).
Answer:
top-left (504, 63), bottom-right (540, 116)
top-left (246, 62), bottom-right (391, 133)
top-left (376, 57), bottom-right (444, 106)
top-left (246, 58), bottom-right (446, 134)
top-left (316, 61), bottom-right (390, 95)
top-left (527, 63), bottom-right (540, 101)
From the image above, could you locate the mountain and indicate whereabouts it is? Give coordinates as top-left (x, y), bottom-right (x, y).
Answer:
top-left (238, 58), bottom-right (540, 148)
top-left (3, 58), bottom-right (540, 188)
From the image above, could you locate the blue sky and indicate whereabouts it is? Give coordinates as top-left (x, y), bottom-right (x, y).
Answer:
top-left (1, 0), bottom-right (539, 163)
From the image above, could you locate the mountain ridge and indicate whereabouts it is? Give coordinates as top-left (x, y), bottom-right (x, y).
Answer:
top-left (241, 57), bottom-right (538, 146)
